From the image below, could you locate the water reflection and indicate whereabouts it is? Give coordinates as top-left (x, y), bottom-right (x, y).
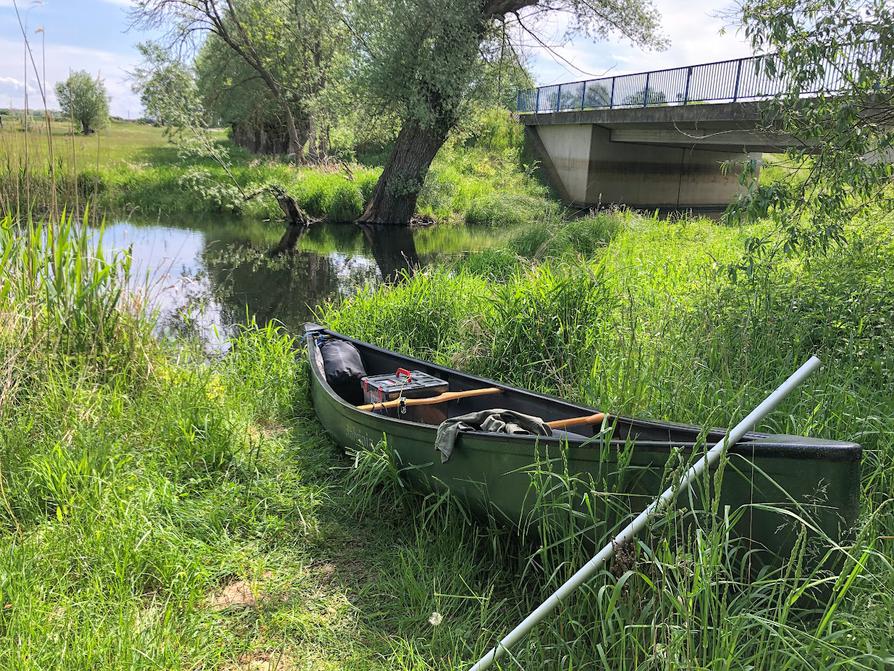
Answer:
top-left (359, 224), bottom-right (419, 283)
top-left (98, 218), bottom-right (482, 349)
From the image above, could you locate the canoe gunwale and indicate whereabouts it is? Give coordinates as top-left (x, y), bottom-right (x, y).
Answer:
top-left (304, 324), bottom-right (862, 463)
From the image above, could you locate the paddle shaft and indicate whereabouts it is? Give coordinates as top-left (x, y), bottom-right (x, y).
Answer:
top-left (468, 356), bottom-right (822, 671)
top-left (546, 412), bottom-right (605, 430)
top-left (356, 387), bottom-right (501, 412)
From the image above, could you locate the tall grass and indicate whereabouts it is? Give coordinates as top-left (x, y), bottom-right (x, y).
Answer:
top-left (0, 213), bottom-right (145, 364)
top-left (321, 210), bottom-right (894, 669)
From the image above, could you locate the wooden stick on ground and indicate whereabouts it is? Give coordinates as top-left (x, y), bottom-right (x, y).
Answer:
top-left (357, 387), bottom-right (502, 412)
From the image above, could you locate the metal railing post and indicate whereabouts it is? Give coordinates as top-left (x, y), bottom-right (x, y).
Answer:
top-left (733, 58), bottom-right (743, 102)
top-left (581, 81), bottom-right (587, 110)
top-left (609, 77), bottom-right (615, 109)
top-left (683, 66), bottom-right (692, 104)
top-left (534, 87), bottom-right (541, 113)
top-left (556, 84), bottom-right (562, 112)
top-left (643, 72), bottom-right (650, 107)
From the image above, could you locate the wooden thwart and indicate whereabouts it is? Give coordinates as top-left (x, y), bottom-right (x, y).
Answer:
top-left (357, 387), bottom-right (503, 412)
top-left (546, 412), bottom-right (606, 430)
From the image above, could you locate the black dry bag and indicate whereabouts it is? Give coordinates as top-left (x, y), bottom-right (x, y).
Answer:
top-left (319, 339), bottom-right (367, 405)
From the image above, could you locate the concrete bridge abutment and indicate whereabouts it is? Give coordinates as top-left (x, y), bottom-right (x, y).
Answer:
top-left (526, 123), bottom-right (760, 209)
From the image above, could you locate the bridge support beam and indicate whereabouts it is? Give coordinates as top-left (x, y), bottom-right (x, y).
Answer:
top-left (527, 124), bottom-right (760, 209)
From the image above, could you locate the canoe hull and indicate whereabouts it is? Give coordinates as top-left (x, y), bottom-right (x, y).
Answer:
top-left (306, 325), bottom-right (861, 571)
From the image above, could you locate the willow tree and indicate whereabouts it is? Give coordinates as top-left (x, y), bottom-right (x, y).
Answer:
top-left (55, 71), bottom-right (109, 135)
top-left (730, 0), bottom-right (894, 251)
top-left (132, 0), bottom-right (343, 161)
top-left (352, 0), bottom-right (665, 225)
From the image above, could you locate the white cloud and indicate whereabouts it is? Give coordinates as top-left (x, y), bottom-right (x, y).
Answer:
top-left (0, 75), bottom-right (25, 88)
top-left (526, 0), bottom-right (753, 86)
top-left (0, 38), bottom-right (141, 117)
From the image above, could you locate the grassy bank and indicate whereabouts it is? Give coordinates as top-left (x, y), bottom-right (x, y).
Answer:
top-left (321, 211), bottom-right (894, 668)
top-left (3, 207), bottom-right (891, 668)
top-left (0, 112), bottom-right (554, 227)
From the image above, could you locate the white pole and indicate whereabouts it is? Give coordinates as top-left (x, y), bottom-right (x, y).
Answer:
top-left (469, 356), bottom-right (822, 671)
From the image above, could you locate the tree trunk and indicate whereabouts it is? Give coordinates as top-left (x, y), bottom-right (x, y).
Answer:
top-left (284, 107), bottom-right (304, 163)
top-left (267, 186), bottom-right (313, 257)
top-left (358, 118), bottom-right (451, 226)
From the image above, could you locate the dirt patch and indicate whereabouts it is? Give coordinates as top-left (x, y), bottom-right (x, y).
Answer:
top-left (314, 562), bottom-right (337, 584)
top-left (207, 572), bottom-right (277, 611)
top-left (208, 580), bottom-right (258, 611)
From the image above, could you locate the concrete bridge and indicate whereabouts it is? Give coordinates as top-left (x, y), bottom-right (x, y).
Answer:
top-left (517, 51), bottom-right (863, 208)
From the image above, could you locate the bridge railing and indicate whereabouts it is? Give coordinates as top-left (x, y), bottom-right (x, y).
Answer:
top-left (517, 44), bottom-right (883, 114)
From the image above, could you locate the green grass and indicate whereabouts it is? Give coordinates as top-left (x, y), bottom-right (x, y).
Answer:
top-left (0, 111), bottom-right (551, 229)
top-left (2, 209), bottom-right (893, 669)
top-left (2, 100), bottom-right (893, 669)
top-left (320, 209), bottom-right (894, 668)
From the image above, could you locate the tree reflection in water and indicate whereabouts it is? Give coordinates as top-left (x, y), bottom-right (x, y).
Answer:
top-left (99, 219), bottom-right (433, 350)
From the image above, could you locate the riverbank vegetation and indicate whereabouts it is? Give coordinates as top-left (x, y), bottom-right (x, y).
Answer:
top-left (2, 208), bottom-right (891, 668)
top-left (2, 0), bottom-right (893, 667)
top-left (0, 110), bottom-right (553, 228)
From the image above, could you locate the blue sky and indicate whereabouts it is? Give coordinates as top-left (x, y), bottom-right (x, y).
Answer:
top-left (0, 0), bottom-right (754, 117)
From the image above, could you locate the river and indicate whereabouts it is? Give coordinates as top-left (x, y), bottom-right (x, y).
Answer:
top-left (98, 218), bottom-right (501, 349)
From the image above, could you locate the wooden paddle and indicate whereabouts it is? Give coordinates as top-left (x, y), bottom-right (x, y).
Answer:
top-left (357, 387), bottom-right (502, 412)
top-left (546, 412), bottom-right (606, 430)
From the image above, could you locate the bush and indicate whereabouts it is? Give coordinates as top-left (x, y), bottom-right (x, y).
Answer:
top-left (463, 107), bottom-right (525, 153)
top-left (465, 192), bottom-right (554, 228)
top-left (328, 182), bottom-right (364, 222)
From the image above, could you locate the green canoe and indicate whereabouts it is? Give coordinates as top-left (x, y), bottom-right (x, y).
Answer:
top-left (305, 323), bottom-right (861, 570)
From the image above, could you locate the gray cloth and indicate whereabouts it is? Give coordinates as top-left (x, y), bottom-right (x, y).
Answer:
top-left (435, 408), bottom-right (552, 463)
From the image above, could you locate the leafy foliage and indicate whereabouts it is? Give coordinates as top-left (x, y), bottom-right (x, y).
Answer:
top-left (131, 42), bottom-right (202, 133)
top-left (729, 0), bottom-right (894, 253)
top-left (133, 0), bottom-right (345, 160)
top-left (54, 71), bottom-right (109, 135)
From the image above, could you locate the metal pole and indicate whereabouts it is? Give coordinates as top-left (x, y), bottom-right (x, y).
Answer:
top-left (580, 81), bottom-right (587, 111)
top-left (643, 72), bottom-right (650, 107)
top-left (555, 84), bottom-right (562, 112)
top-left (684, 66), bottom-right (692, 104)
top-left (609, 77), bottom-right (615, 109)
top-left (468, 356), bottom-right (822, 671)
top-left (733, 58), bottom-right (744, 102)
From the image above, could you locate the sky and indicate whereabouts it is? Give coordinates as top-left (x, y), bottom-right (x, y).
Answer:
top-left (0, 0), bottom-right (754, 118)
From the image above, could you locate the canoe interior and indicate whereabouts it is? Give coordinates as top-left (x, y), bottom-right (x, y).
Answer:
top-left (309, 326), bottom-right (860, 459)
top-left (305, 325), bottom-right (861, 575)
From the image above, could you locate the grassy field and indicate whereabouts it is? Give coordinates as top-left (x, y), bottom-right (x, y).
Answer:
top-left (0, 112), bottom-right (554, 227)
top-left (1, 201), bottom-right (892, 669)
